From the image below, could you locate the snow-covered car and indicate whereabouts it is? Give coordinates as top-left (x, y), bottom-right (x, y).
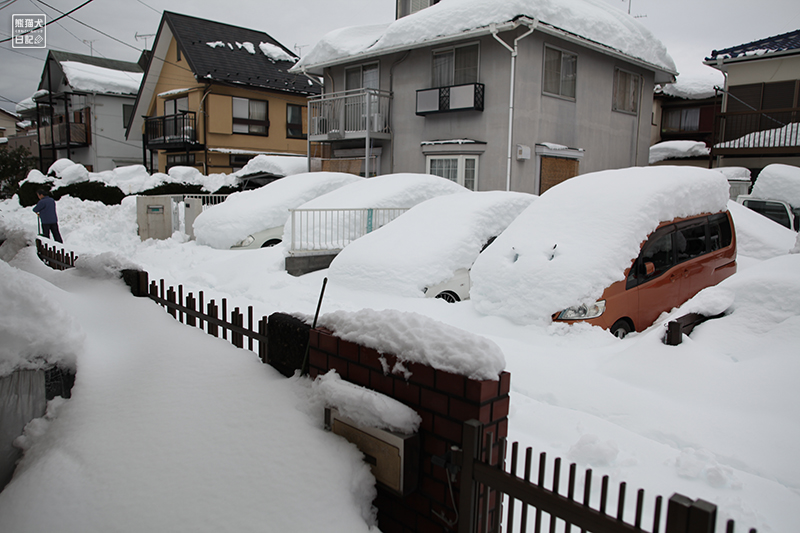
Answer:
top-left (286, 173), bottom-right (468, 253)
top-left (192, 172), bottom-right (363, 249)
top-left (328, 191), bottom-right (536, 300)
top-left (470, 166), bottom-right (735, 336)
top-left (736, 163), bottom-right (800, 231)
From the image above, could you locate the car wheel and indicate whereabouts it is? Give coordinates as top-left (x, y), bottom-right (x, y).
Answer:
top-left (610, 319), bottom-right (633, 339)
top-left (435, 291), bottom-right (460, 303)
top-left (261, 239), bottom-right (282, 248)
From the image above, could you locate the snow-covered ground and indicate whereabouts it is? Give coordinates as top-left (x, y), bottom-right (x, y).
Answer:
top-left (1, 165), bottom-right (799, 532)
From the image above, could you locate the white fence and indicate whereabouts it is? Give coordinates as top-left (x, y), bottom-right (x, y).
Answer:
top-left (288, 207), bottom-right (409, 255)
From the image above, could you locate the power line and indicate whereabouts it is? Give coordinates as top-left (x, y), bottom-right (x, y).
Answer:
top-left (0, 0), bottom-right (96, 43)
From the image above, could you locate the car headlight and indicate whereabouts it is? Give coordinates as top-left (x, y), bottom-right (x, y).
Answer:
top-left (557, 300), bottom-right (606, 320)
top-left (232, 235), bottom-right (255, 248)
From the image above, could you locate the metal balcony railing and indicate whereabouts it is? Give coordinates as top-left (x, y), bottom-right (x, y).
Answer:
top-left (38, 122), bottom-right (89, 148)
top-left (712, 107), bottom-right (800, 155)
top-left (308, 88), bottom-right (392, 142)
top-left (416, 82), bottom-right (485, 116)
top-left (145, 112), bottom-right (199, 150)
top-left (288, 207), bottom-right (408, 255)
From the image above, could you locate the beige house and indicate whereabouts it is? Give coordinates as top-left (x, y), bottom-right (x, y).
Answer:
top-left (126, 12), bottom-right (320, 175)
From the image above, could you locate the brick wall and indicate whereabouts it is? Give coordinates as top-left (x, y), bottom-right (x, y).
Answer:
top-left (308, 327), bottom-right (511, 533)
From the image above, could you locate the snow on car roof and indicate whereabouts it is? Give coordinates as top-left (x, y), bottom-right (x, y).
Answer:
top-left (470, 166), bottom-right (730, 324)
top-left (193, 172), bottom-right (362, 249)
top-left (297, 173), bottom-right (467, 209)
top-left (329, 191), bottom-right (536, 296)
top-left (751, 164), bottom-right (800, 207)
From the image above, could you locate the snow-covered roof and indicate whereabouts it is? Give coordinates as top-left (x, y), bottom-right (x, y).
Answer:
top-left (706, 28), bottom-right (800, 64)
top-left (60, 61), bottom-right (143, 95)
top-left (655, 65), bottom-right (723, 100)
top-left (469, 166), bottom-right (730, 324)
top-left (293, 0), bottom-right (676, 78)
top-left (649, 140), bottom-right (710, 164)
top-left (329, 191), bottom-right (536, 296)
top-left (751, 164), bottom-right (800, 206)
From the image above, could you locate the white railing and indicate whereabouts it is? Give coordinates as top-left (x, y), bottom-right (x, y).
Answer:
top-left (308, 88), bottom-right (392, 139)
top-left (184, 194), bottom-right (229, 210)
top-left (288, 207), bottom-right (409, 255)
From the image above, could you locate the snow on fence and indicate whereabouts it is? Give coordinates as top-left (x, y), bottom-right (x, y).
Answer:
top-left (288, 207), bottom-right (408, 255)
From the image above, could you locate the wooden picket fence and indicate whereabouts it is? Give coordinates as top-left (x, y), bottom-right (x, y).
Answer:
top-left (36, 239), bottom-right (77, 270)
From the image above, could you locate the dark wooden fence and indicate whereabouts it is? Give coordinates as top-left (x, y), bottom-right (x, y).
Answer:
top-left (456, 420), bottom-right (756, 533)
top-left (36, 239), bottom-right (77, 270)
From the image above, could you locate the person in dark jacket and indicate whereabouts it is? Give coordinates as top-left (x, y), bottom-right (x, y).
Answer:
top-left (32, 189), bottom-right (63, 243)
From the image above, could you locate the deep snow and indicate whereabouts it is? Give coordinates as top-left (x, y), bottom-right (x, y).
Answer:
top-left (1, 163), bottom-right (799, 532)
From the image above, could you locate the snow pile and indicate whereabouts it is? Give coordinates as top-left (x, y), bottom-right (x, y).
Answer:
top-left (329, 191), bottom-right (536, 296)
top-left (259, 42), bottom-right (295, 62)
top-left (751, 164), bottom-right (800, 205)
top-left (657, 66), bottom-right (722, 100)
top-left (231, 154), bottom-right (308, 178)
top-left (313, 370), bottom-right (421, 434)
top-left (649, 140), bottom-right (710, 164)
top-left (470, 166), bottom-right (730, 324)
top-left (60, 61), bottom-right (142, 95)
top-left (715, 167), bottom-right (751, 181)
top-left (294, 0), bottom-right (675, 73)
top-left (193, 172), bottom-right (362, 249)
top-left (727, 201), bottom-right (798, 259)
top-left (0, 260), bottom-right (83, 376)
top-left (236, 42), bottom-right (256, 54)
top-left (315, 309), bottom-right (505, 380)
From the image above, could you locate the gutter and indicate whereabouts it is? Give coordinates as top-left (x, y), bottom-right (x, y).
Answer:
top-left (491, 17), bottom-right (538, 192)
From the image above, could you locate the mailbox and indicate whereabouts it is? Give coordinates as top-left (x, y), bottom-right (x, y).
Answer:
top-left (325, 407), bottom-right (419, 496)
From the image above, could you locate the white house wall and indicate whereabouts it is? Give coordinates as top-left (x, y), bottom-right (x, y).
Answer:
top-left (725, 55), bottom-right (800, 87)
top-left (325, 29), bottom-right (655, 193)
top-left (91, 94), bottom-right (142, 171)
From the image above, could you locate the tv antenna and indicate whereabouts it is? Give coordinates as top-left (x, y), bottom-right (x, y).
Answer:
top-left (621, 0), bottom-right (646, 18)
top-left (83, 39), bottom-right (97, 56)
top-left (294, 43), bottom-right (308, 56)
top-left (135, 32), bottom-right (156, 49)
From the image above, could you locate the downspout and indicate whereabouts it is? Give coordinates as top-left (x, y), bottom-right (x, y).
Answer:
top-left (634, 74), bottom-right (644, 166)
top-left (491, 18), bottom-right (537, 191)
top-left (199, 83), bottom-right (211, 175)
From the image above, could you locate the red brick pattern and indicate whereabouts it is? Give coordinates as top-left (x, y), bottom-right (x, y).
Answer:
top-left (309, 327), bottom-right (510, 533)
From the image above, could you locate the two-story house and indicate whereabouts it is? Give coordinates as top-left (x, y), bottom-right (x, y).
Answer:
top-left (291, 0), bottom-right (676, 194)
top-left (19, 51), bottom-right (144, 172)
top-left (126, 12), bottom-right (320, 175)
top-left (704, 29), bottom-right (800, 173)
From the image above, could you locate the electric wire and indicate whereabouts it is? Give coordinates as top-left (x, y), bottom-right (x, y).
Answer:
top-left (0, 0), bottom-right (95, 43)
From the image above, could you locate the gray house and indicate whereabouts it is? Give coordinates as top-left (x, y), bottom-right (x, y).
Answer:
top-left (291, 0), bottom-right (676, 194)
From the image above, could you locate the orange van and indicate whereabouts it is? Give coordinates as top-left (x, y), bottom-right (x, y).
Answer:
top-left (553, 211), bottom-right (737, 337)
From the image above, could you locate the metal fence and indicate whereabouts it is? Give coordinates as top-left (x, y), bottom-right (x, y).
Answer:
top-left (288, 207), bottom-right (408, 255)
top-left (455, 420), bottom-right (756, 533)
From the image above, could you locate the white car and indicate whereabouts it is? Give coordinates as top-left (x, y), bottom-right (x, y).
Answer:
top-left (737, 195), bottom-right (799, 231)
top-left (193, 172), bottom-right (363, 249)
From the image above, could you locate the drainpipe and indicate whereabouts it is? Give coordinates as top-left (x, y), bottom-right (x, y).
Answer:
top-left (492, 17), bottom-right (537, 191)
top-left (634, 74), bottom-right (644, 166)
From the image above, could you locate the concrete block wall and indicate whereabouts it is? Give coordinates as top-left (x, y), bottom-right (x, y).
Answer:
top-left (308, 327), bottom-right (511, 533)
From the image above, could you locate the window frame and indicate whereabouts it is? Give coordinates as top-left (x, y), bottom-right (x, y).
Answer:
top-left (165, 152), bottom-right (195, 170)
top-left (232, 97), bottom-right (269, 136)
top-left (612, 67), bottom-right (640, 115)
top-left (431, 42), bottom-right (480, 88)
top-left (286, 103), bottom-right (306, 139)
top-left (425, 154), bottom-right (479, 190)
top-left (542, 45), bottom-right (577, 100)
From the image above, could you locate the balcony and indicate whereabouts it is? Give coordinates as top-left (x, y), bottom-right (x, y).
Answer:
top-left (145, 112), bottom-right (200, 151)
top-left (711, 107), bottom-right (800, 156)
top-left (38, 122), bottom-right (89, 149)
top-left (416, 83), bottom-right (484, 116)
top-left (308, 88), bottom-right (391, 142)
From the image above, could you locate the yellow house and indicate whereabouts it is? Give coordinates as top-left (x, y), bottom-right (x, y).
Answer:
top-left (126, 12), bottom-right (320, 175)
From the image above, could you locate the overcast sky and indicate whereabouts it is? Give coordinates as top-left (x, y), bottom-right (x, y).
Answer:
top-left (1, 0), bottom-right (798, 115)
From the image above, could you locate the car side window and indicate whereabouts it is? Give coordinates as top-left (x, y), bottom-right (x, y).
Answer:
top-left (627, 228), bottom-right (674, 288)
top-left (744, 199), bottom-right (791, 228)
top-left (708, 214), bottom-right (732, 251)
top-left (676, 223), bottom-right (707, 263)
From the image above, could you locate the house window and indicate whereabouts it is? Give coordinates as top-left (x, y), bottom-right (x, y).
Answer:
top-left (346, 63), bottom-right (379, 91)
top-left (287, 103), bottom-right (305, 139)
top-left (122, 104), bottom-right (134, 128)
top-left (426, 155), bottom-right (478, 190)
top-left (613, 68), bottom-right (639, 114)
top-left (662, 107), bottom-right (701, 133)
top-left (397, 0), bottom-right (439, 18)
top-left (165, 96), bottom-right (188, 116)
top-left (432, 43), bottom-right (479, 87)
top-left (166, 153), bottom-right (194, 170)
top-left (230, 154), bottom-right (253, 172)
top-left (233, 97), bottom-right (269, 135)
top-left (543, 46), bottom-right (576, 99)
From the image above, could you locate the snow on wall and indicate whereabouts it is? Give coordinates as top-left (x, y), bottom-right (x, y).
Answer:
top-left (60, 61), bottom-right (143, 95)
top-left (294, 0), bottom-right (675, 73)
top-left (470, 166), bottom-right (730, 324)
top-left (314, 308), bottom-right (506, 380)
top-left (329, 191), bottom-right (536, 296)
top-left (751, 164), bottom-right (800, 206)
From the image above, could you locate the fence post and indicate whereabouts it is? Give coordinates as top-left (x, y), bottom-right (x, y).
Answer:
top-left (186, 293), bottom-right (196, 327)
top-left (208, 300), bottom-right (218, 337)
top-left (258, 317), bottom-right (268, 363)
top-left (665, 494), bottom-right (717, 533)
top-left (167, 287), bottom-right (176, 318)
top-left (458, 419), bottom-right (482, 533)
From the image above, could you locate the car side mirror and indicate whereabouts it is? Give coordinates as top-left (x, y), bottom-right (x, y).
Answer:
top-left (644, 261), bottom-right (655, 276)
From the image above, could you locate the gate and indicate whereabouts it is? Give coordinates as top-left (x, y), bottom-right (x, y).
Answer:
top-left (455, 420), bottom-right (755, 533)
